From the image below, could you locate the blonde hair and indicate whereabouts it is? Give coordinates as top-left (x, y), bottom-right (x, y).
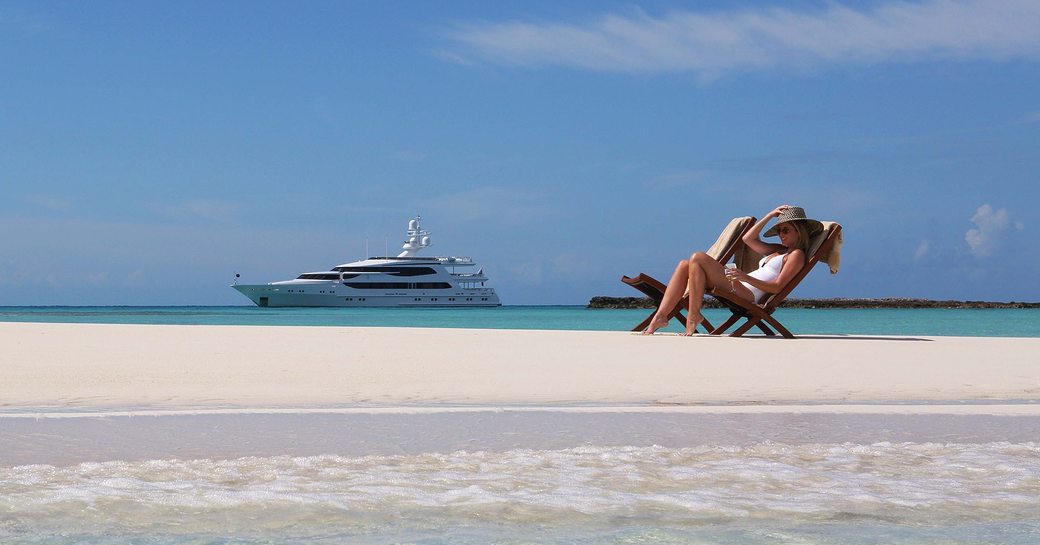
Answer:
top-left (781, 221), bottom-right (813, 253)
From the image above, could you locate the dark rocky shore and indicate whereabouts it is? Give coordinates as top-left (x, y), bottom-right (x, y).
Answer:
top-left (588, 296), bottom-right (1040, 309)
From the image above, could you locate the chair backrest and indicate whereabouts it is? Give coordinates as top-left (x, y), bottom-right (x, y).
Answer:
top-left (759, 223), bottom-right (843, 309)
top-left (705, 216), bottom-right (756, 263)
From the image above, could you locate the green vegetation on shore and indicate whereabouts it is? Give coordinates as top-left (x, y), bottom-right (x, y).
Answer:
top-left (588, 297), bottom-right (1040, 309)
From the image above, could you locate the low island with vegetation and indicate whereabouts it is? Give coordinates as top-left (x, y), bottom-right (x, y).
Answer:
top-left (587, 296), bottom-right (1040, 309)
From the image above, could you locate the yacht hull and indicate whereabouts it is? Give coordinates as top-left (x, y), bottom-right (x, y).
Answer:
top-left (232, 284), bottom-right (501, 307)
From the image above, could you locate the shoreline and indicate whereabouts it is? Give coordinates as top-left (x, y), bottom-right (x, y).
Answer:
top-left (5, 402), bottom-right (1040, 419)
top-left (4, 410), bottom-right (1038, 466)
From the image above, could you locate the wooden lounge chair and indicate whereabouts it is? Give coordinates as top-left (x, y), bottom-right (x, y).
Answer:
top-left (620, 216), bottom-right (757, 333)
top-left (706, 221), bottom-right (843, 338)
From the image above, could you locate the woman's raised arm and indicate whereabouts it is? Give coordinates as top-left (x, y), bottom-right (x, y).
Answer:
top-left (742, 204), bottom-right (789, 255)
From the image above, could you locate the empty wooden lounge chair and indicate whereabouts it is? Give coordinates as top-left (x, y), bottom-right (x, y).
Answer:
top-left (707, 221), bottom-right (843, 338)
top-left (620, 216), bottom-right (757, 333)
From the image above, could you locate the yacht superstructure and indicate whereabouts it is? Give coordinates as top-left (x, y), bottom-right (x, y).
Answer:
top-left (232, 217), bottom-right (500, 307)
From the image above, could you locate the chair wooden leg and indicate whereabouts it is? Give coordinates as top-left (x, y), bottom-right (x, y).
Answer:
top-left (755, 322), bottom-right (776, 336)
top-left (675, 312), bottom-right (688, 328)
top-left (710, 313), bottom-right (741, 335)
top-left (624, 275), bottom-right (735, 335)
top-left (669, 310), bottom-right (688, 328)
top-left (731, 317), bottom-right (760, 337)
top-left (629, 299), bottom-right (689, 332)
top-left (700, 316), bottom-right (715, 334)
top-left (672, 300), bottom-right (720, 333)
top-left (655, 296), bottom-right (689, 330)
top-left (631, 311), bottom-right (656, 332)
top-left (764, 315), bottom-right (795, 338)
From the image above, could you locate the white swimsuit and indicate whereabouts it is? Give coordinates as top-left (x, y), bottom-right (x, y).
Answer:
top-left (741, 253), bottom-right (784, 302)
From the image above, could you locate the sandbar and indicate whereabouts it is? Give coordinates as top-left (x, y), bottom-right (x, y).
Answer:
top-left (4, 322), bottom-right (1039, 465)
top-left (3, 322), bottom-right (1038, 410)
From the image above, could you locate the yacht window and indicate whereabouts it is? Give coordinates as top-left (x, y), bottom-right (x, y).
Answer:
top-left (343, 282), bottom-right (450, 290)
top-left (390, 267), bottom-right (437, 277)
top-left (333, 266), bottom-right (436, 276)
top-left (297, 273), bottom-right (340, 280)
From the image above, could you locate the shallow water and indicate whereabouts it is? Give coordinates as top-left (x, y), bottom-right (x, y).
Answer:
top-left (2, 443), bottom-right (1038, 544)
top-left (1, 305), bottom-right (1039, 337)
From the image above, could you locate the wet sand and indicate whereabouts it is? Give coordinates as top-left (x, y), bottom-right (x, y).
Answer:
top-left (3, 409), bottom-right (1038, 466)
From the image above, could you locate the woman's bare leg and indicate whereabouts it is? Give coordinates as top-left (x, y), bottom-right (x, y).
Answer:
top-left (685, 252), bottom-right (737, 335)
top-left (642, 259), bottom-right (689, 334)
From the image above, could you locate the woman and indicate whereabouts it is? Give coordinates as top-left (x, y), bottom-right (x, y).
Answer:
top-left (643, 205), bottom-right (823, 335)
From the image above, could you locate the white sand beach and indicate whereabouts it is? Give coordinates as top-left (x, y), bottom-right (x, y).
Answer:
top-left (3, 322), bottom-right (1039, 410)
top-left (4, 322), bottom-right (1039, 465)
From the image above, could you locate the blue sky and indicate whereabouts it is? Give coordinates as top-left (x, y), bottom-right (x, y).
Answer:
top-left (2, 0), bottom-right (1038, 305)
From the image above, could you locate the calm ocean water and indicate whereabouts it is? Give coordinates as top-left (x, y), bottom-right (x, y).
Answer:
top-left (1, 305), bottom-right (1039, 336)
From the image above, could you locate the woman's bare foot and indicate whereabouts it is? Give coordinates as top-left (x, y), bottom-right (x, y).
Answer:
top-left (683, 315), bottom-right (703, 336)
top-left (642, 316), bottom-right (669, 335)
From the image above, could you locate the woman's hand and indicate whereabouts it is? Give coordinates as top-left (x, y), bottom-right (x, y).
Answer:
top-left (769, 204), bottom-right (791, 218)
top-left (724, 266), bottom-right (748, 282)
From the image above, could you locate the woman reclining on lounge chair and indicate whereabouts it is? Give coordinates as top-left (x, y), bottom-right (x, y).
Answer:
top-left (643, 204), bottom-right (823, 336)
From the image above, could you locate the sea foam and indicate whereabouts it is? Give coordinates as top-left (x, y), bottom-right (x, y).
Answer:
top-left (2, 442), bottom-right (1038, 544)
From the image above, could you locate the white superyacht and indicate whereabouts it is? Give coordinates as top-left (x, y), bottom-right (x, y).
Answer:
top-left (232, 217), bottom-right (500, 307)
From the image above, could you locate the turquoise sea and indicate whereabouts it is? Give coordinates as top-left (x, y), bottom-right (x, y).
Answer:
top-left (1, 305), bottom-right (1039, 337)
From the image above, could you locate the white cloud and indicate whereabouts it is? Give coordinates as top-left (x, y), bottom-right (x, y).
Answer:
top-left (913, 239), bottom-right (931, 262)
top-left (965, 204), bottom-right (1022, 257)
top-left (429, 48), bottom-right (476, 66)
top-left (446, 0), bottom-right (1040, 75)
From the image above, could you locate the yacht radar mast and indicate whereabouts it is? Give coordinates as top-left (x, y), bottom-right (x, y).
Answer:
top-left (397, 216), bottom-right (432, 257)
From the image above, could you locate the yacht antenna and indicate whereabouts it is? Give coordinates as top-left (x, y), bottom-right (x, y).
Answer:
top-left (397, 215), bottom-right (432, 258)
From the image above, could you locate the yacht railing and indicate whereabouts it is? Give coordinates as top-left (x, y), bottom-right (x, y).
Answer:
top-left (437, 256), bottom-right (474, 264)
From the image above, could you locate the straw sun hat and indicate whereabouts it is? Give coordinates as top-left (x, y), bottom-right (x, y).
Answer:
top-left (763, 206), bottom-right (824, 237)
